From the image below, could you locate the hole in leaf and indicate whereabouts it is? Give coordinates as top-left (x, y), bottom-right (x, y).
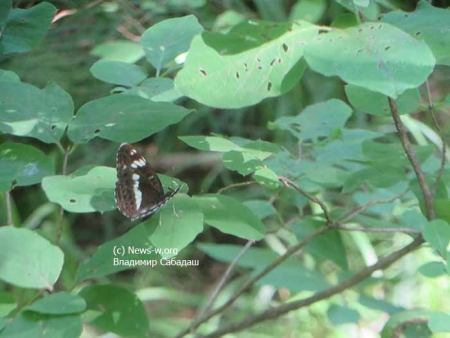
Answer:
top-left (385, 46), bottom-right (391, 51)
top-left (404, 14), bottom-right (409, 18)
top-left (278, 58), bottom-right (282, 64)
top-left (415, 31), bottom-right (421, 37)
top-left (282, 43), bottom-right (288, 52)
top-left (270, 59), bottom-right (276, 66)
top-left (258, 66), bottom-right (262, 70)
top-left (370, 26), bottom-right (375, 29)
top-left (358, 29), bottom-right (363, 33)
top-left (198, 68), bottom-right (207, 76)
top-left (356, 49), bottom-right (364, 54)
top-left (70, 199), bottom-right (76, 203)
top-left (257, 58), bottom-right (261, 62)
top-left (51, 125), bottom-right (57, 130)
top-left (244, 63), bottom-right (248, 71)
top-left (94, 129), bottom-right (100, 134)
top-left (267, 82), bottom-right (272, 91)
top-left (236, 72), bottom-right (240, 79)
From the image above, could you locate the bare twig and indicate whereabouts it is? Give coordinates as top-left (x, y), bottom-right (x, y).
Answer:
top-left (278, 176), bottom-right (332, 224)
top-left (426, 80), bottom-right (447, 197)
top-left (335, 225), bottom-right (421, 234)
top-left (199, 236), bottom-right (424, 338)
top-left (217, 181), bottom-right (257, 194)
top-left (338, 191), bottom-right (407, 223)
top-left (388, 98), bottom-right (435, 220)
top-left (195, 241), bottom-right (254, 323)
top-left (5, 192), bottom-right (13, 226)
top-left (175, 226), bottom-right (330, 338)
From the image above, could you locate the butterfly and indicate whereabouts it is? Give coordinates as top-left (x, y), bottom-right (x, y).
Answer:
top-left (115, 143), bottom-right (181, 220)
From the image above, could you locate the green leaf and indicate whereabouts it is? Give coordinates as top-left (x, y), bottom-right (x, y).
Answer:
top-left (362, 141), bottom-right (434, 166)
top-left (90, 60), bottom-right (147, 86)
top-left (418, 261), bottom-right (446, 278)
top-left (304, 22), bottom-right (435, 98)
top-left (141, 15), bottom-right (204, 71)
top-left (428, 312), bottom-right (450, 332)
top-left (42, 166), bottom-right (116, 213)
top-left (0, 69), bottom-right (20, 82)
top-left (382, 1), bottom-right (450, 66)
top-left (68, 95), bottom-right (191, 144)
top-left (180, 136), bottom-right (242, 152)
top-left (359, 295), bottom-right (404, 315)
top-left (0, 312), bottom-right (82, 338)
top-left (76, 222), bottom-right (158, 282)
top-left (194, 194), bottom-right (265, 240)
top-left (123, 78), bottom-right (183, 102)
top-left (0, 142), bottom-right (54, 193)
top-left (0, 227), bottom-right (64, 290)
top-left (175, 21), bottom-right (318, 108)
top-left (26, 292), bottom-right (86, 315)
top-left (381, 310), bottom-right (432, 338)
top-left (79, 285), bottom-right (149, 337)
top-left (0, 291), bottom-right (16, 317)
top-left (271, 99), bottom-right (352, 141)
top-left (289, 0), bottom-right (325, 23)
top-left (327, 305), bottom-right (360, 325)
top-left (243, 200), bottom-right (278, 220)
top-left (0, 82), bottom-right (74, 143)
top-left (0, 0), bottom-right (11, 29)
top-left (222, 150), bottom-right (264, 175)
top-left (346, 85), bottom-right (420, 116)
top-left (91, 40), bottom-right (145, 63)
top-left (434, 200), bottom-right (450, 225)
top-left (0, 2), bottom-right (56, 55)
top-left (198, 244), bottom-right (329, 292)
top-left (294, 219), bottom-right (348, 270)
top-left (423, 219), bottom-right (450, 255)
top-left (146, 194), bottom-right (204, 258)
top-left (253, 167), bottom-right (281, 188)
top-left (344, 164), bottom-right (407, 192)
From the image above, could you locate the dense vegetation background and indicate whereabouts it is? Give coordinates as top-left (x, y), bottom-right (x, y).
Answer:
top-left (1, 0), bottom-right (450, 337)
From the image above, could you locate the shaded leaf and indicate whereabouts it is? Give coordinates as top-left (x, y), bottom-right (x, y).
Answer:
top-left (90, 60), bottom-right (147, 86)
top-left (26, 292), bottom-right (86, 315)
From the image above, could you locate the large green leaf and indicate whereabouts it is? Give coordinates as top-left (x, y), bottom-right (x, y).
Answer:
top-left (194, 194), bottom-right (265, 240)
top-left (0, 312), bottom-right (82, 338)
top-left (175, 20), bottom-right (319, 108)
top-left (0, 142), bottom-right (54, 193)
top-left (345, 85), bottom-right (420, 116)
top-left (271, 99), bottom-right (352, 141)
top-left (0, 82), bottom-right (74, 143)
top-left (0, 2), bottom-right (56, 55)
top-left (79, 285), bottom-right (149, 337)
top-left (0, 0), bottom-right (11, 30)
top-left (327, 305), bottom-right (360, 325)
top-left (123, 78), bottom-right (183, 102)
top-left (382, 1), bottom-right (450, 66)
top-left (0, 227), bottom-right (64, 290)
top-left (141, 15), bottom-right (204, 71)
top-left (67, 95), bottom-right (191, 143)
top-left (423, 219), bottom-right (450, 256)
top-left (428, 312), bottom-right (450, 333)
top-left (91, 40), bottom-right (145, 63)
top-left (26, 292), bottom-right (86, 315)
top-left (90, 60), bottom-right (147, 86)
top-left (304, 22), bottom-right (435, 98)
top-left (42, 166), bottom-right (116, 213)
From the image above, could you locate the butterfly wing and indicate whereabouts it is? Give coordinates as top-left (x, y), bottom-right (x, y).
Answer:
top-left (115, 143), bottom-right (180, 220)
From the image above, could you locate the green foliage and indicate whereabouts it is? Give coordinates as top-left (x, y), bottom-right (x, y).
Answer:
top-left (1, 0), bottom-right (450, 337)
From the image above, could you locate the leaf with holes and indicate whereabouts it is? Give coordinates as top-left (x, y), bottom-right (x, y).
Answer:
top-left (175, 20), bottom-right (319, 108)
top-left (0, 2), bottom-right (56, 55)
top-left (0, 82), bottom-right (74, 143)
top-left (271, 99), bottom-right (352, 142)
top-left (194, 194), bottom-right (265, 240)
top-left (42, 166), bottom-right (116, 213)
top-left (0, 142), bottom-right (54, 193)
top-left (304, 22), bottom-right (435, 98)
top-left (141, 15), bottom-right (204, 71)
top-left (345, 85), bottom-right (420, 116)
top-left (123, 77), bottom-right (183, 102)
top-left (0, 227), bottom-right (64, 290)
top-left (382, 1), bottom-right (450, 66)
top-left (67, 95), bottom-right (191, 144)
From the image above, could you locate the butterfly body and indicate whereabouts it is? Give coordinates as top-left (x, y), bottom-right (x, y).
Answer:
top-left (115, 143), bottom-right (181, 220)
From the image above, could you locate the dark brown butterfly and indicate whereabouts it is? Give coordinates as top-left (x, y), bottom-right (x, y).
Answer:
top-left (115, 143), bottom-right (181, 220)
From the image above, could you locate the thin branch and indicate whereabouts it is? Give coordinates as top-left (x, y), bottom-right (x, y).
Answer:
top-left (56, 146), bottom-right (70, 245)
top-left (388, 98), bottom-right (435, 220)
top-left (5, 191), bottom-right (13, 226)
top-left (426, 80), bottom-right (446, 197)
top-left (195, 241), bottom-right (254, 323)
top-left (278, 176), bottom-right (332, 224)
top-left (217, 181), bottom-right (257, 194)
top-left (175, 226), bottom-right (330, 338)
top-left (199, 236), bottom-right (425, 338)
top-left (338, 191), bottom-right (407, 223)
top-left (335, 225), bottom-right (421, 234)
